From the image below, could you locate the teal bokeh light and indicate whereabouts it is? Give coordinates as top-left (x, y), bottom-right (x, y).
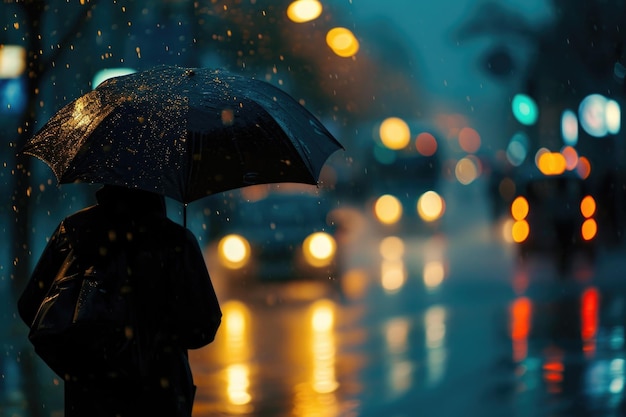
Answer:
top-left (373, 144), bottom-right (397, 165)
top-left (561, 109), bottom-right (578, 146)
top-left (0, 77), bottom-right (27, 114)
top-left (512, 94), bottom-right (539, 126)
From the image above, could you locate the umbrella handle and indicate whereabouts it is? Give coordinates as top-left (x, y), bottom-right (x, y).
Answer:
top-left (184, 204), bottom-right (188, 228)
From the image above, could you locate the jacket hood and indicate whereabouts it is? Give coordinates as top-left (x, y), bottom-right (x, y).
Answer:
top-left (96, 185), bottom-right (167, 217)
top-left (63, 186), bottom-right (168, 253)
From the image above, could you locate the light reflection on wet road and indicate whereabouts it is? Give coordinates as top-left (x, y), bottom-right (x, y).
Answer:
top-left (190, 184), bottom-right (626, 417)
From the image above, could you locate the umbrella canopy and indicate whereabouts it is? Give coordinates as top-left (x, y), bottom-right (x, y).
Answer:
top-left (22, 65), bottom-right (343, 203)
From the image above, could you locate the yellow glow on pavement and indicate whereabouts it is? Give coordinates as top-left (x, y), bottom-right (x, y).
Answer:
top-left (379, 236), bottom-right (404, 261)
top-left (381, 260), bottom-right (406, 293)
top-left (310, 300), bottom-right (338, 394)
top-left (423, 261), bottom-right (445, 289)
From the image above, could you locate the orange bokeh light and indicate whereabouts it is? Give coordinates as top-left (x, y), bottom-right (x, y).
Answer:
top-left (458, 127), bottom-right (481, 153)
top-left (537, 152), bottom-right (567, 175)
top-left (580, 195), bottom-right (596, 218)
top-left (561, 146), bottom-right (578, 171)
top-left (510, 297), bottom-right (532, 341)
top-left (511, 196), bottom-right (529, 221)
top-left (576, 156), bottom-right (592, 179)
top-left (510, 296), bottom-right (532, 362)
top-left (326, 27), bottom-right (359, 58)
top-left (415, 132), bottom-right (438, 156)
top-left (581, 287), bottom-right (600, 341)
top-left (512, 220), bottom-right (530, 243)
top-left (581, 218), bottom-right (597, 241)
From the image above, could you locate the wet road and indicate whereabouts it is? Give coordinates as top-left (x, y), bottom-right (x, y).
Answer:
top-left (190, 182), bottom-right (626, 417)
top-left (4, 182), bottom-right (626, 417)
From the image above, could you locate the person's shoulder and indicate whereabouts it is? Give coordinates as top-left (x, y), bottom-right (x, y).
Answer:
top-left (149, 216), bottom-right (193, 239)
top-left (62, 205), bottom-right (100, 229)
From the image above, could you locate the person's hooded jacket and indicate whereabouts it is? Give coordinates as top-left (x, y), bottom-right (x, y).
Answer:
top-left (18, 185), bottom-right (221, 417)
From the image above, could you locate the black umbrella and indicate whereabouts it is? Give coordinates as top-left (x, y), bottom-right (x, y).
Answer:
top-left (22, 65), bottom-right (343, 221)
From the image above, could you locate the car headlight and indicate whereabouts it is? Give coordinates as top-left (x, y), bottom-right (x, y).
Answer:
top-left (417, 190), bottom-right (445, 222)
top-left (303, 232), bottom-right (337, 267)
top-left (218, 234), bottom-right (251, 269)
top-left (374, 194), bottom-right (402, 225)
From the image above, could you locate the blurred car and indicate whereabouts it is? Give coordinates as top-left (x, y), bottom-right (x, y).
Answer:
top-left (208, 185), bottom-right (340, 287)
top-left (507, 167), bottom-right (598, 264)
top-left (360, 120), bottom-right (444, 234)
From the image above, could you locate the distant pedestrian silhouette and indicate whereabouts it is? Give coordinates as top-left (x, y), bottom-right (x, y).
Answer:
top-left (18, 185), bottom-right (222, 417)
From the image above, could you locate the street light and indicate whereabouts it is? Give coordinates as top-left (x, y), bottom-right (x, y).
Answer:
top-left (287, 0), bottom-right (323, 23)
top-left (0, 45), bottom-right (26, 78)
top-left (326, 27), bottom-right (359, 58)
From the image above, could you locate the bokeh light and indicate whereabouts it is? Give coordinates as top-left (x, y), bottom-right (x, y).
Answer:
top-left (576, 156), bottom-right (592, 179)
top-left (580, 288), bottom-right (600, 351)
top-left (218, 234), bottom-right (251, 269)
top-left (561, 109), bottom-right (578, 145)
top-left (458, 127), bottom-right (481, 153)
top-left (374, 194), bottom-right (402, 225)
top-left (326, 27), bottom-right (359, 58)
top-left (0, 76), bottom-right (27, 114)
top-left (225, 364), bottom-right (251, 406)
top-left (581, 219), bottom-right (597, 241)
top-left (0, 45), bottom-right (26, 78)
top-left (580, 195), bottom-right (596, 218)
top-left (423, 261), bottom-right (445, 289)
top-left (501, 219), bottom-right (515, 243)
top-left (506, 132), bottom-right (529, 166)
top-left (286, 0), bottom-right (323, 23)
top-left (379, 117), bottom-right (411, 150)
top-left (415, 132), bottom-right (438, 156)
top-left (537, 151), bottom-right (566, 176)
top-left (303, 232), bottom-right (336, 267)
top-left (512, 220), bottom-right (530, 243)
top-left (455, 157), bottom-right (479, 185)
top-left (311, 300), bottom-right (335, 332)
top-left (561, 146), bottom-right (578, 171)
top-left (379, 236), bottom-right (404, 261)
top-left (510, 296), bottom-right (532, 362)
top-left (381, 260), bottom-right (405, 293)
top-left (579, 94), bottom-right (608, 137)
top-left (373, 144), bottom-right (397, 164)
top-left (606, 99), bottom-right (621, 135)
top-left (511, 196), bottom-right (529, 221)
top-left (417, 191), bottom-right (445, 222)
top-left (534, 147), bottom-right (549, 167)
top-left (512, 94), bottom-right (538, 125)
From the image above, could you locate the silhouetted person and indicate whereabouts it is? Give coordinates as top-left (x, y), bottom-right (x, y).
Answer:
top-left (18, 185), bottom-right (222, 417)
